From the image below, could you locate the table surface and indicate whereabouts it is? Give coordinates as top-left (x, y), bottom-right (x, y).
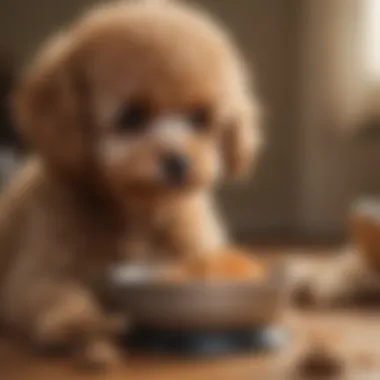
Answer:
top-left (1, 249), bottom-right (380, 380)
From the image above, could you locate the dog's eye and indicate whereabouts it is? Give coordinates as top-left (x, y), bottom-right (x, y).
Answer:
top-left (116, 103), bottom-right (150, 134)
top-left (188, 107), bottom-right (212, 131)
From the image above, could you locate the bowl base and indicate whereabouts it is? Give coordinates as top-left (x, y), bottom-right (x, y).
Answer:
top-left (123, 326), bottom-right (288, 357)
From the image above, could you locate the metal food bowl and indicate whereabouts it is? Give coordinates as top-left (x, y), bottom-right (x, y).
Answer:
top-left (109, 263), bottom-right (287, 331)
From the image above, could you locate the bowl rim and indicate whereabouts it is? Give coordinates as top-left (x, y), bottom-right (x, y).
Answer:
top-left (109, 262), bottom-right (286, 292)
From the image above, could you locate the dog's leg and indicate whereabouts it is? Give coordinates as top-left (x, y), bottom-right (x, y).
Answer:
top-left (3, 279), bottom-right (123, 368)
top-left (161, 193), bottom-right (265, 278)
top-left (163, 193), bottom-right (227, 259)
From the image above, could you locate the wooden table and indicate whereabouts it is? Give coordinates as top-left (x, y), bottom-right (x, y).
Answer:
top-left (1, 250), bottom-right (380, 380)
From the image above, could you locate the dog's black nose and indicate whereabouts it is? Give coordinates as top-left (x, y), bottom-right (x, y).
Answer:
top-left (161, 153), bottom-right (189, 185)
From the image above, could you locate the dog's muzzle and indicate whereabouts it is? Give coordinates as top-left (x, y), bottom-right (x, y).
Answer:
top-left (161, 153), bottom-right (189, 186)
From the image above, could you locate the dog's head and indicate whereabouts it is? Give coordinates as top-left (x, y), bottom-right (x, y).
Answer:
top-left (13, 0), bottom-right (261, 200)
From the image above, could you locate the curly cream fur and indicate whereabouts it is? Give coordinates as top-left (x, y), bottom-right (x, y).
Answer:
top-left (0, 0), bottom-right (260, 367)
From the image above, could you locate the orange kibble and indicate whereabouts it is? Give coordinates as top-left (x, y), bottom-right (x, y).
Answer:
top-left (163, 248), bottom-right (266, 283)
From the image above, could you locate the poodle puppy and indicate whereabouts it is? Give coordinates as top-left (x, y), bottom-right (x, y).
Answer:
top-left (0, 0), bottom-right (261, 366)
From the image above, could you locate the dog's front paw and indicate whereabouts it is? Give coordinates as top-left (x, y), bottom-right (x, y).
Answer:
top-left (79, 339), bottom-right (124, 370)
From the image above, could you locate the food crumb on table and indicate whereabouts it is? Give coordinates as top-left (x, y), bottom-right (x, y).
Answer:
top-left (294, 344), bottom-right (345, 379)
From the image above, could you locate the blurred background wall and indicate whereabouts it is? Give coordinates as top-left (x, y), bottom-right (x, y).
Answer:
top-left (0, 0), bottom-right (379, 245)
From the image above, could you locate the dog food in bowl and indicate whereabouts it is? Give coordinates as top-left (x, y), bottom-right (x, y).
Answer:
top-left (162, 249), bottom-right (267, 283)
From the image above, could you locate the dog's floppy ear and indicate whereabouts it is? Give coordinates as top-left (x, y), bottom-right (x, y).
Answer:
top-left (12, 31), bottom-right (90, 173)
top-left (222, 93), bottom-right (263, 180)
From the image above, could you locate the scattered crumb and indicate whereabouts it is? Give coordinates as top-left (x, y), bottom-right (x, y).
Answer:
top-left (294, 345), bottom-right (344, 379)
top-left (292, 281), bottom-right (318, 308)
top-left (354, 352), bottom-right (377, 369)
